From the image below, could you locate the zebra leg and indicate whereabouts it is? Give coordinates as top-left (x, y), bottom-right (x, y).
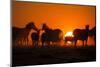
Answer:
top-left (32, 40), bottom-right (34, 47)
top-left (37, 41), bottom-right (39, 47)
top-left (24, 38), bottom-right (27, 46)
top-left (26, 38), bottom-right (28, 45)
top-left (34, 41), bottom-right (38, 47)
top-left (94, 36), bottom-right (96, 45)
top-left (36, 41), bottom-right (39, 47)
top-left (72, 40), bottom-right (74, 46)
top-left (86, 39), bottom-right (87, 46)
top-left (65, 40), bottom-right (67, 45)
top-left (83, 40), bottom-right (84, 46)
top-left (74, 40), bottom-right (77, 47)
top-left (33, 41), bottom-right (36, 47)
top-left (42, 41), bottom-right (44, 47)
top-left (47, 41), bottom-right (50, 46)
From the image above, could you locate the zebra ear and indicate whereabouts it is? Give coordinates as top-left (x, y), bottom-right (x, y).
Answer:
top-left (26, 22), bottom-right (34, 29)
top-left (85, 25), bottom-right (89, 29)
top-left (42, 23), bottom-right (49, 30)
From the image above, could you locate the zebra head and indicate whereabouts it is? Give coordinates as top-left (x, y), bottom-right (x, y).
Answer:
top-left (42, 23), bottom-right (49, 31)
top-left (26, 22), bottom-right (38, 31)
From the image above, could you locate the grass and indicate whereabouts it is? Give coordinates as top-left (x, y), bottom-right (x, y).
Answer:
top-left (12, 45), bottom-right (96, 66)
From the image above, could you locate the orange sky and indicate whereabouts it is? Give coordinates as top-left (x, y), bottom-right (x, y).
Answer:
top-left (12, 1), bottom-right (96, 45)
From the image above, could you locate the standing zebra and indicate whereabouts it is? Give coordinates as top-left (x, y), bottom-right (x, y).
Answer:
top-left (89, 26), bottom-right (96, 44)
top-left (41, 23), bottom-right (63, 46)
top-left (73, 25), bottom-right (90, 46)
top-left (12, 22), bottom-right (38, 47)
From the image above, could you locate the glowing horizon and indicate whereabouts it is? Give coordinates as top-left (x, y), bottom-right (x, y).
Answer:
top-left (65, 32), bottom-right (74, 37)
top-left (12, 1), bottom-right (96, 45)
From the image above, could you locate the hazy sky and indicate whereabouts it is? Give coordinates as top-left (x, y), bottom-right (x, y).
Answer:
top-left (12, 1), bottom-right (96, 35)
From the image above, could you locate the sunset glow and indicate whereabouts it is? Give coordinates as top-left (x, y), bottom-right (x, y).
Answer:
top-left (65, 32), bottom-right (74, 37)
top-left (12, 1), bottom-right (96, 46)
top-left (67, 41), bottom-right (72, 44)
top-left (12, 1), bottom-right (96, 65)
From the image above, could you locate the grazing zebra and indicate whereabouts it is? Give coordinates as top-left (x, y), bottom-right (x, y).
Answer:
top-left (12, 22), bottom-right (38, 46)
top-left (41, 23), bottom-right (63, 46)
top-left (73, 25), bottom-right (90, 46)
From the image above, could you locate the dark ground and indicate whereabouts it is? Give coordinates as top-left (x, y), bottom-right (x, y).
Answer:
top-left (12, 45), bottom-right (96, 66)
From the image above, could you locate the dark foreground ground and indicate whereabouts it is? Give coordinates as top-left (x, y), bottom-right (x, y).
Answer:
top-left (12, 45), bottom-right (96, 66)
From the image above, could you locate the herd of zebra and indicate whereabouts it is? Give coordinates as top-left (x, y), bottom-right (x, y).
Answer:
top-left (12, 22), bottom-right (96, 47)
